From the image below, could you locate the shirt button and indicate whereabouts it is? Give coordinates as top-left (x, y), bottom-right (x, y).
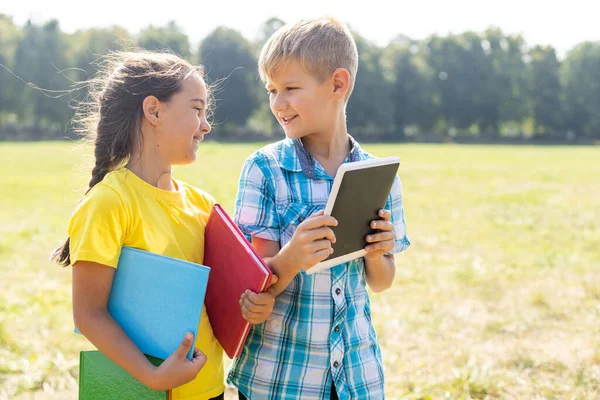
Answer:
top-left (333, 361), bottom-right (339, 368)
top-left (334, 326), bottom-right (340, 333)
top-left (335, 288), bottom-right (341, 295)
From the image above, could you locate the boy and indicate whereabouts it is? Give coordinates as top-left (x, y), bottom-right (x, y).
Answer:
top-left (232, 17), bottom-right (410, 400)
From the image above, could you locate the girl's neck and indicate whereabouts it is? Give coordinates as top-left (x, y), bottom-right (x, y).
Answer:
top-left (126, 149), bottom-right (175, 191)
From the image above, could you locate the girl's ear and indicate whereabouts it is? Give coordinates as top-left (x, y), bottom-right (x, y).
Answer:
top-left (331, 68), bottom-right (351, 101)
top-left (142, 96), bottom-right (161, 126)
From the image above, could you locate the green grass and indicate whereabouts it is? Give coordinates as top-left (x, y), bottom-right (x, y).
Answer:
top-left (1, 141), bottom-right (599, 400)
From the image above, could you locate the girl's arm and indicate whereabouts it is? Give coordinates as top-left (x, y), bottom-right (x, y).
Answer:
top-left (72, 261), bottom-right (206, 390)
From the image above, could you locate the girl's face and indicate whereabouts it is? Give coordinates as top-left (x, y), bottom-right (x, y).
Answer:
top-left (155, 73), bottom-right (211, 165)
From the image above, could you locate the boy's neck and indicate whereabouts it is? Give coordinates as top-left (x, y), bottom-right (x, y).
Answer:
top-left (301, 110), bottom-right (349, 158)
top-left (301, 131), bottom-right (349, 159)
top-left (300, 122), bottom-right (351, 178)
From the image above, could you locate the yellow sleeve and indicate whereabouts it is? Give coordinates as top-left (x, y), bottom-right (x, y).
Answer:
top-left (68, 183), bottom-right (128, 268)
top-left (182, 181), bottom-right (216, 212)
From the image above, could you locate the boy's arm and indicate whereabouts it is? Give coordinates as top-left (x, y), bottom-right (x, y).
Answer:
top-left (253, 211), bottom-right (338, 297)
top-left (363, 209), bottom-right (397, 292)
top-left (253, 238), bottom-right (302, 297)
top-left (364, 174), bottom-right (410, 293)
top-left (251, 237), bottom-right (286, 295)
top-left (234, 156), bottom-right (335, 303)
top-left (364, 253), bottom-right (396, 293)
top-left (239, 212), bottom-right (337, 323)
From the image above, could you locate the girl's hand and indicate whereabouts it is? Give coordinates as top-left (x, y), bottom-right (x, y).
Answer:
top-left (240, 275), bottom-right (279, 324)
top-left (147, 332), bottom-right (207, 390)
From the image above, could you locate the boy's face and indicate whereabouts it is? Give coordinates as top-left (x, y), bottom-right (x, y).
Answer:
top-left (265, 61), bottom-right (334, 139)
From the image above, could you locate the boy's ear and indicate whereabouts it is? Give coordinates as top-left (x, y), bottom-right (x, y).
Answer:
top-left (331, 68), bottom-right (351, 100)
top-left (142, 95), bottom-right (161, 126)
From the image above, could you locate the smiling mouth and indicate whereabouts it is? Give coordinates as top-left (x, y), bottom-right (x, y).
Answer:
top-left (282, 115), bottom-right (297, 125)
top-left (193, 136), bottom-right (203, 144)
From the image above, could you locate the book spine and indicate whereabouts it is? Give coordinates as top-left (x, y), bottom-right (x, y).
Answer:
top-left (235, 322), bottom-right (251, 358)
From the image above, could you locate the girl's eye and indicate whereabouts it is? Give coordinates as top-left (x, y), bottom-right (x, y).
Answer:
top-left (267, 89), bottom-right (277, 95)
top-left (287, 87), bottom-right (298, 91)
top-left (194, 107), bottom-right (204, 114)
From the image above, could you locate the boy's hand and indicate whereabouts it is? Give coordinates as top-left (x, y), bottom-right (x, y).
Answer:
top-left (240, 275), bottom-right (279, 324)
top-left (364, 209), bottom-right (395, 261)
top-left (280, 210), bottom-right (338, 272)
top-left (148, 332), bottom-right (207, 390)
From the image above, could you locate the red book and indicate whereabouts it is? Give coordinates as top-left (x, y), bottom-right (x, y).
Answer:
top-left (203, 204), bottom-right (273, 359)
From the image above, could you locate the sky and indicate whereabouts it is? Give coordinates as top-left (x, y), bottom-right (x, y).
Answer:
top-left (2, 0), bottom-right (599, 58)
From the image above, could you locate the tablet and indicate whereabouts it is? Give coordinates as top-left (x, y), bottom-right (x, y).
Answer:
top-left (306, 156), bottom-right (400, 274)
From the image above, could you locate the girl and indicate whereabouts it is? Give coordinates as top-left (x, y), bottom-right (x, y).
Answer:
top-left (52, 51), bottom-right (225, 400)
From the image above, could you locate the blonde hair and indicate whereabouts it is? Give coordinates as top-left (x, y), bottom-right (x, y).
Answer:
top-left (258, 16), bottom-right (359, 101)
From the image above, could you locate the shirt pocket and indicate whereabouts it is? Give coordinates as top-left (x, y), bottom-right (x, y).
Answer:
top-left (276, 202), bottom-right (323, 247)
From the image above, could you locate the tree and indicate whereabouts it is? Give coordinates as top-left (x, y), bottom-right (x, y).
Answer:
top-left (383, 37), bottom-right (436, 135)
top-left (0, 15), bottom-right (23, 124)
top-left (198, 27), bottom-right (259, 130)
top-left (562, 42), bottom-right (600, 139)
top-left (498, 34), bottom-right (528, 131)
top-left (478, 29), bottom-right (528, 136)
top-left (13, 20), bottom-right (72, 130)
top-left (255, 17), bottom-right (286, 48)
top-left (425, 34), bottom-right (483, 133)
top-left (347, 33), bottom-right (393, 136)
top-left (70, 26), bottom-right (131, 81)
top-left (528, 45), bottom-right (562, 135)
top-left (138, 21), bottom-right (191, 59)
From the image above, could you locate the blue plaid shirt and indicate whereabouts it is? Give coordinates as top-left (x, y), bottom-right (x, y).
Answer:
top-left (229, 136), bottom-right (410, 400)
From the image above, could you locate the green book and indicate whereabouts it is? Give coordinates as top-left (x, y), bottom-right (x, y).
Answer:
top-left (79, 350), bottom-right (169, 400)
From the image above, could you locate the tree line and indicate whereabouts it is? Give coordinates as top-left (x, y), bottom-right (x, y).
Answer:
top-left (1, 15), bottom-right (599, 142)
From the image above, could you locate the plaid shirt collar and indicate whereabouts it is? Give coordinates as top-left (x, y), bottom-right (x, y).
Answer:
top-left (276, 135), bottom-right (363, 179)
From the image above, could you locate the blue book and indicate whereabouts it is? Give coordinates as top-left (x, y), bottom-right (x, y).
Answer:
top-left (76, 246), bottom-right (211, 360)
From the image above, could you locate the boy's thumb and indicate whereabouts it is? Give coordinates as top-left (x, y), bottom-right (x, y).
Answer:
top-left (175, 332), bottom-right (194, 358)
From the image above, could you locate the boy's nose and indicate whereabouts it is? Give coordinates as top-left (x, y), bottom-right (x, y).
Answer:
top-left (272, 96), bottom-right (287, 113)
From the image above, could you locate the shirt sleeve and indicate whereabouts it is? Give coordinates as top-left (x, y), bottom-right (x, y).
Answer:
top-left (384, 175), bottom-right (411, 255)
top-left (233, 154), bottom-right (280, 242)
top-left (68, 183), bottom-right (128, 267)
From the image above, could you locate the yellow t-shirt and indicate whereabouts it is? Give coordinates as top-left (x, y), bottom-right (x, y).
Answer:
top-left (68, 168), bottom-right (225, 400)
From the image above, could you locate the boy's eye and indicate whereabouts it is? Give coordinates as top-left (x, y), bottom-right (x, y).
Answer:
top-left (287, 87), bottom-right (298, 91)
top-left (267, 89), bottom-right (277, 95)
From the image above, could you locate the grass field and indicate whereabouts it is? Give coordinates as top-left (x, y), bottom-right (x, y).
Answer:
top-left (1, 141), bottom-right (599, 400)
